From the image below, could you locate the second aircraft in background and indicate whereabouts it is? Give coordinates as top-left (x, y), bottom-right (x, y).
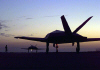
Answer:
top-left (21, 45), bottom-right (44, 53)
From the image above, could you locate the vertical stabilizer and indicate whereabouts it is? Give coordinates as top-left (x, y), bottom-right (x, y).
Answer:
top-left (73, 16), bottom-right (93, 34)
top-left (61, 15), bottom-right (72, 35)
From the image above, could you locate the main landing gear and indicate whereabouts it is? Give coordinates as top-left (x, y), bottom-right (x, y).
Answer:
top-left (76, 42), bottom-right (80, 53)
top-left (55, 44), bottom-right (58, 53)
top-left (46, 42), bottom-right (80, 54)
top-left (46, 42), bottom-right (49, 54)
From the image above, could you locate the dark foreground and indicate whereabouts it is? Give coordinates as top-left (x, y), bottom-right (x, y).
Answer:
top-left (0, 52), bottom-right (100, 70)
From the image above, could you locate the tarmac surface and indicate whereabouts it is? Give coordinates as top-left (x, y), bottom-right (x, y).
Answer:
top-left (0, 52), bottom-right (100, 70)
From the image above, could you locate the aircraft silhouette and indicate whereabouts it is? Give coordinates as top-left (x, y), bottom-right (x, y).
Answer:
top-left (15, 15), bottom-right (100, 53)
top-left (21, 45), bottom-right (44, 53)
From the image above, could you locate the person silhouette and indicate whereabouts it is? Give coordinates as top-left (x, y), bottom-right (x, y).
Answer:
top-left (5, 45), bottom-right (8, 52)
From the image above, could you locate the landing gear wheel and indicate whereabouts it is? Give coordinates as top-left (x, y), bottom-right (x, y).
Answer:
top-left (46, 48), bottom-right (49, 54)
top-left (46, 42), bottom-right (49, 54)
top-left (76, 42), bottom-right (80, 54)
top-left (76, 48), bottom-right (80, 54)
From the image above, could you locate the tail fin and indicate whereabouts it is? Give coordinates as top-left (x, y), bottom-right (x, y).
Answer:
top-left (73, 16), bottom-right (93, 34)
top-left (61, 15), bottom-right (72, 35)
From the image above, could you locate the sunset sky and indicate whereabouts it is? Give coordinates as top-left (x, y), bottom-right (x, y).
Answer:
top-left (0, 0), bottom-right (100, 52)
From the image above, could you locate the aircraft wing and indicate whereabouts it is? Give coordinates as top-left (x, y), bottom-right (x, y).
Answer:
top-left (83, 38), bottom-right (100, 42)
top-left (14, 37), bottom-right (46, 42)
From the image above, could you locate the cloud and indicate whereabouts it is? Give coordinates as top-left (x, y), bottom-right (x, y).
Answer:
top-left (44, 15), bottom-right (68, 17)
top-left (0, 33), bottom-right (15, 37)
top-left (44, 16), bottom-right (59, 17)
top-left (5, 30), bottom-right (9, 31)
top-left (27, 34), bottom-right (34, 36)
top-left (0, 20), bottom-right (6, 23)
top-left (0, 23), bottom-right (3, 29)
top-left (30, 34), bottom-right (34, 36)
top-left (0, 22), bottom-right (8, 29)
top-left (18, 16), bottom-right (33, 20)
top-left (18, 16), bottom-right (26, 18)
top-left (16, 34), bottom-right (34, 37)
top-left (26, 18), bottom-right (33, 19)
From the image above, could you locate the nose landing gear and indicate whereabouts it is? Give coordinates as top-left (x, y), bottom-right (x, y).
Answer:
top-left (53, 43), bottom-right (59, 53)
top-left (76, 42), bottom-right (80, 53)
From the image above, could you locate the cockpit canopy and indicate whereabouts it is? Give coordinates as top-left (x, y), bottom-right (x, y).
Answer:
top-left (45, 30), bottom-right (65, 39)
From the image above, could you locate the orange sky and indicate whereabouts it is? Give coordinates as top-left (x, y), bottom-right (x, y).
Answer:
top-left (0, 0), bottom-right (100, 52)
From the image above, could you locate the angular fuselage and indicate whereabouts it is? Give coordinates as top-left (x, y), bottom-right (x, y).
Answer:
top-left (45, 30), bottom-right (87, 44)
